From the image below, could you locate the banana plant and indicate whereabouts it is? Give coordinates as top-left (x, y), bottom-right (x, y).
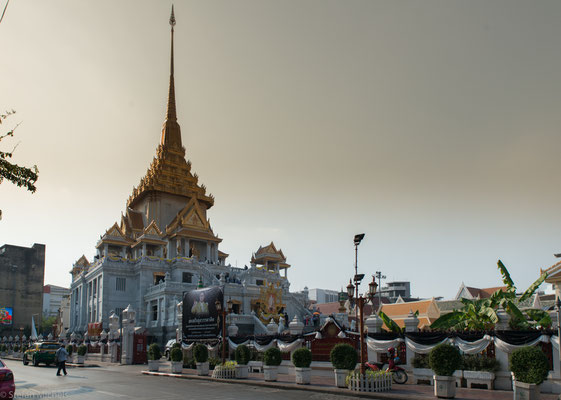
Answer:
top-left (430, 260), bottom-right (549, 331)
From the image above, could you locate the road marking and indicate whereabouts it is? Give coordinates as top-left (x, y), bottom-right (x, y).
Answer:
top-left (96, 390), bottom-right (130, 397)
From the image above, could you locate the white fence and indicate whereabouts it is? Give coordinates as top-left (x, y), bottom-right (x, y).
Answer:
top-left (348, 372), bottom-right (393, 392)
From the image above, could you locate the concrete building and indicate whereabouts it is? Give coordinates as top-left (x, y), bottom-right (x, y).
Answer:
top-left (0, 243), bottom-right (45, 336)
top-left (379, 281), bottom-right (411, 302)
top-left (308, 288), bottom-right (340, 304)
top-left (68, 12), bottom-right (310, 344)
top-left (43, 284), bottom-right (70, 318)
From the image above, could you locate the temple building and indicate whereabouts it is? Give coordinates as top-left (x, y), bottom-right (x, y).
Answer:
top-left (68, 8), bottom-right (309, 343)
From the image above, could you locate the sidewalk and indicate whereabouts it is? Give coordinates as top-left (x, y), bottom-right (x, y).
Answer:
top-left (142, 366), bottom-right (561, 400)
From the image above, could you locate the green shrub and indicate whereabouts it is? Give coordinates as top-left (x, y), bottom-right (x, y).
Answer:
top-left (428, 344), bottom-right (462, 376)
top-left (170, 347), bottom-right (183, 362)
top-left (412, 354), bottom-right (430, 369)
top-left (330, 343), bottom-right (358, 370)
top-left (292, 348), bottom-right (312, 368)
top-left (171, 342), bottom-right (181, 349)
top-left (208, 357), bottom-right (221, 370)
top-left (510, 346), bottom-right (549, 385)
top-left (462, 354), bottom-right (500, 373)
top-left (148, 343), bottom-right (161, 361)
top-left (77, 344), bottom-right (87, 356)
top-left (13, 345), bottom-right (19, 352)
top-left (193, 344), bottom-right (209, 363)
top-left (264, 347), bottom-right (282, 366)
top-left (66, 345), bottom-right (73, 355)
top-left (235, 344), bottom-right (251, 365)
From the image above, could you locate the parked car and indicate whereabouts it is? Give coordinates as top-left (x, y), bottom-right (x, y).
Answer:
top-left (164, 339), bottom-right (177, 360)
top-left (0, 359), bottom-right (15, 399)
top-left (23, 342), bottom-right (59, 367)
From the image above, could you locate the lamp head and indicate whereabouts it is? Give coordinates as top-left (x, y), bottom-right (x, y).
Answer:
top-left (354, 233), bottom-right (365, 246)
top-left (215, 299), bottom-right (222, 312)
top-left (368, 276), bottom-right (378, 301)
top-left (226, 298), bottom-right (233, 313)
top-left (346, 279), bottom-right (355, 298)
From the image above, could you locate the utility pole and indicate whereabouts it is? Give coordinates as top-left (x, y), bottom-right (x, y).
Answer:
top-left (375, 271), bottom-right (386, 311)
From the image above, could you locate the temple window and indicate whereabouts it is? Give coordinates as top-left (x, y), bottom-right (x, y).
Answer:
top-left (182, 272), bottom-right (192, 283)
top-left (256, 279), bottom-right (264, 286)
top-left (116, 277), bottom-right (126, 292)
top-left (154, 273), bottom-right (165, 285)
top-left (152, 304), bottom-right (158, 322)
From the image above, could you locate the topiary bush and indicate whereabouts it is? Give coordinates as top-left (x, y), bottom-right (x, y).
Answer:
top-left (292, 347), bottom-right (312, 368)
top-left (330, 343), bottom-right (358, 370)
top-left (172, 342), bottom-right (181, 349)
top-left (235, 344), bottom-right (251, 365)
top-left (264, 347), bottom-right (282, 366)
top-left (148, 343), bottom-right (161, 361)
top-left (170, 347), bottom-right (183, 362)
top-left (429, 344), bottom-right (462, 376)
top-left (77, 344), bottom-right (87, 356)
top-left (193, 344), bottom-right (209, 363)
top-left (66, 345), bottom-right (73, 356)
top-left (510, 346), bottom-right (549, 385)
top-left (208, 357), bottom-right (221, 370)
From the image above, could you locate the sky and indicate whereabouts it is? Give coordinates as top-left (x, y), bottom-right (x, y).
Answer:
top-left (1, 0), bottom-right (560, 300)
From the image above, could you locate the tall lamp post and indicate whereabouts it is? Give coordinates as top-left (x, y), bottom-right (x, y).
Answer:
top-left (555, 297), bottom-right (561, 371)
top-left (353, 234), bottom-right (365, 323)
top-left (347, 275), bottom-right (377, 374)
top-left (215, 297), bottom-right (233, 365)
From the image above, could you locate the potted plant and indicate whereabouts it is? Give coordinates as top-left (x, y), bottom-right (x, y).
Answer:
top-left (330, 343), bottom-right (357, 388)
top-left (12, 345), bottom-right (20, 358)
top-left (76, 344), bottom-right (87, 364)
top-left (147, 343), bottom-right (161, 372)
top-left (292, 347), bottom-right (312, 384)
top-left (263, 347), bottom-right (282, 381)
top-left (170, 346), bottom-right (183, 374)
top-left (510, 346), bottom-right (549, 400)
top-left (234, 344), bottom-right (250, 379)
top-left (66, 344), bottom-right (74, 363)
top-left (429, 344), bottom-right (462, 399)
top-left (193, 344), bottom-right (209, 376)
top-left (461, 354), bottom-right (500, 389)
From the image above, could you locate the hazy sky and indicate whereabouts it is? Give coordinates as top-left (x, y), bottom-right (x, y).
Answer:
top-left (1, 1), bottom-right (560, 299)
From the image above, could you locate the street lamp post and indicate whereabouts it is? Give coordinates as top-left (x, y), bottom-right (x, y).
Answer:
top-left (375, 271), bottom-right (386, 311)
top-left (555, 297), bottom-right (561, 371)
top-left (353, 234), bottom-right (365, 324)
top-left (215, 297), bottom-right (233, 365)
top-left (347, 276), bottom-right (378, 375)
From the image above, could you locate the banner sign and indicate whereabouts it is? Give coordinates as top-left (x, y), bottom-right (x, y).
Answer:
top-left (183, 286), bottom-right (223, 340)
top-left (0, 307), bottom-right (13, 325)
top-left (88, 322), bottom-right (103, 337)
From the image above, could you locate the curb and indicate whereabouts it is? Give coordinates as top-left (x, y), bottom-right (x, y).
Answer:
top-left (141, 371), bottom-right (435, 400)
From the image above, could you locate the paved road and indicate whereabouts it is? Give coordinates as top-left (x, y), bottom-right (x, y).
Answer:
top-left (3, 359), bottom-right (357, 400)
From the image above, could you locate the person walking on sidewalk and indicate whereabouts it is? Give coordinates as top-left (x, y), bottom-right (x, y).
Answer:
top-left (55, 344), bottom-right (68, 376)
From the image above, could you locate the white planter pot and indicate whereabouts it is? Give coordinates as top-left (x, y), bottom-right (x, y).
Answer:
top-left (76, 355), bottom-right (85, 364)
top-left (463, 370), bottom-right (495, 390)
top-left (263, 365), bottom-right (278, 382)
top-left (170, 361), bottom-right (182, 374)
top-left (295, 367), bottom-right (311, 385)
top-left (434, 375), bottom-right (456, 399)
top-left (413, 368), bottom-right (434, 385)
top-left (235, 365), bottom-right (249, 379)
top-left (514, 381), bottom-right (540, 400)
top-left (334, 369), bottom-right (350, 388)
top-left (148, 360), bottom-right (159, 372)
top-left (196, 362), bottom-right (209, 376)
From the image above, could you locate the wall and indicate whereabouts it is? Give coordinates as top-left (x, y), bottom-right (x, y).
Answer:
top-left (0, 243), bottom-right (45, 336)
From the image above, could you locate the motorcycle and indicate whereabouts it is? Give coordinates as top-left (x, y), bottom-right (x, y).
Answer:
top-left (365, 347), bottom-right (408, 384)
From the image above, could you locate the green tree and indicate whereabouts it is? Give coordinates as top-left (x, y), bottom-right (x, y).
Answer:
top-left (0, 111), bottom-right (39, 218)
top-left (430, 260), bottom-right (549, 331)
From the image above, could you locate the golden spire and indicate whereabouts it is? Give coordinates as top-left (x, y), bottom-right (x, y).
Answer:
top-left (161, 5), bottom-right (182, 149)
